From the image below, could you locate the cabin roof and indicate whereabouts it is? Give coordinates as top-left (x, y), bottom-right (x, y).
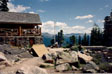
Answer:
top-left (0, 12), bottom-right (42, 25)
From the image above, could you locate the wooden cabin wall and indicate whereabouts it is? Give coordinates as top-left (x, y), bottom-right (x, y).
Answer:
top-left (0, 24), bottom-right (42, 47)
top-left (0, 36), bottom-right (43, 47)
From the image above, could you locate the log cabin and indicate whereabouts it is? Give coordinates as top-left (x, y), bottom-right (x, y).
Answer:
top-left (0, 12), bottom-right (42, 47)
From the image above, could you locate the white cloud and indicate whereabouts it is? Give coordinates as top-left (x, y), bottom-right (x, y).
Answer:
top-left (42, 21), bottom-right (92, 34)
top-left (55, 22), bottom-right (67, 27)
top-left (72, 26), bottom-right (85, 29)
top-left (83, 27), bottom-right (92, 33)
top-left (8, 2), bottom-right (30, 12)
top-left (86, 20), bottom-right (93, 23)
top-left (75, 14), bottom-right (94, 20)
top-left (40, 0), bottom-right (49, 2)
top-left (37, 10), bottom-right (45, 13)
top-left (29, 11), bottom-right (35, 14)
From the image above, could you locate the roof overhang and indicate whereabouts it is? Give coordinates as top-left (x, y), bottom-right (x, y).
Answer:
top-left (0, 12), bottom-right (42, 25)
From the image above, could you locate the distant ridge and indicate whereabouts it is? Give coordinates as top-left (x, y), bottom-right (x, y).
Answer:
top-left (42, 32), bottom-right (90, 46)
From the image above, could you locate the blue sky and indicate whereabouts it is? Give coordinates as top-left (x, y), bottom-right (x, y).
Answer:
top-left (8, 0), bottom-right (112, 34)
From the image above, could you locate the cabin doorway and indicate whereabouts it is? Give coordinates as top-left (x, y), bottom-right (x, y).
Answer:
top-left (29, 38), bottom-right (35, 47)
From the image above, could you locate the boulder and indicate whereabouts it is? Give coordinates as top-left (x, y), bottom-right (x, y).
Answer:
top-left (78, 51), bottom-right (93, 63)
top-left (69, 51), bottom-right (78, 62)
top-left (42, 54), bottom-right (53, 63)
top-left (57, 51), bottom-right (78, 64)
top-left (0, 52), bottom-right (11, 69)
top-left (56, 63), bottom-right (70, 72)
top-left (83, 69), bottom-right (97, 73)
top-left (58, 51), bottom-right (70, 60)
top-left (83, 61), bottom-right (99, 73)
top-left (72, 66), bottom-right (78, 70)
top-left (50, 52), bottom-right (57, 59)
top-left (88, 61), bottom-right (99, 70)
top-left (0, 44), bottom-right (33, 61)
top-left (0, 44), bottom-right (25, 55)
top-left (0, 52), bottom-right (7, 61)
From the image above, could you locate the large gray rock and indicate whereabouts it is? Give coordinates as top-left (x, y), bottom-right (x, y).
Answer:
top-left (83, 61), bottom-right (99, 73)
top-left (56, 63), bottom-right (70, 72)
top-left (69, 51), bottom-right (78, 62)
top-left (72, 66), bottom-right (78, 70)
top-left (42, 54), bottom-right (53, 63)
top-left (0, 44), bottom-right (33, 61)
top-left (83, 69), bottom-right (97, 73)
top-left (0, 52), bottom-right (7, 61)
top-left (57, 51), bottom-right (78, 64)
top-left (0, 52), bottom-right (11, 69)
top-left (78, 51), bottom-right (93, 63)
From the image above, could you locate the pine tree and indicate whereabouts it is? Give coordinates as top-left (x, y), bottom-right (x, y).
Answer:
top-left (0, 0), bottom-right (9, 11)
top-left (70, 35), bottom-right (76, 46)
top-left (57, 30), bottom-right (64, 47)
top-left (87, 35), bottom-right (90, 45)
top-left (50, 39), bottom-right (54, 46)
top-left (78, 35), bottom-right (81, 45)
top-left (50, 30), bottom-right (64, 47)
top-left (90, 23), bottom-right (103, 46)
top-left (82, 33), bottom-right (88, 46)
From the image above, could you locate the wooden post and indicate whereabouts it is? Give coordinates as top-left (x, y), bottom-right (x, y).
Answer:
top-left (39, 28), bottom-right (41, 35)
top-left (19, 26), bottom-right (22, 36)
top-left (40, 28), bottom-right (41, 35)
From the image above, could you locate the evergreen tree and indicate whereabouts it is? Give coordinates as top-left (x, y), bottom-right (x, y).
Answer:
top-left (57, 30), bottom-right (64, 47)
top-left (0, 0), bottom-right (9, 11)
top-left (90, 23), bottom-right (103, 46)
top-left (87, 35), bottom-right (90, 45)
top-left (70, 35), bottom-right (76, 46)
top-left (78, 35), bottom-right (81, 45)
top-left (50, 39), bottom-right (54, 46)
top-left (82, 33), bottom-right (89, 46)
top-left (65, 41), bottom-right (71, 48)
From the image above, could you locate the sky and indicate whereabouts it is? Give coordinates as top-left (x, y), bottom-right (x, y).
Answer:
top-left (8, 0), bottom-right (112, 34)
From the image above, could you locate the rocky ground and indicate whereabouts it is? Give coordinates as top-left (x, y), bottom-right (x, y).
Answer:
top-left (0, 44), bottom-right (112, 74)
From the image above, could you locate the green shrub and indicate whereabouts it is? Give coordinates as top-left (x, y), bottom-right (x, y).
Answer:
top-left (71, 45), bottom-right (85, 51)
top-left (99, 62), bottom-right (112, 72)
top-left (82, 47), bottom-right (86, 50)
top-left (71, 46), bottom-right (79, 51)
top-left (92, 54), bottom-right (102, 65)
top-left (63, 44), bottom-right (71, 48)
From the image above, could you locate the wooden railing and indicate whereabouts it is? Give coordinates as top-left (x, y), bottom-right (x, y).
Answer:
top-left (22, 28), bottom-right (41, 36)
top-left (0, 28), bottom-right (41, 36)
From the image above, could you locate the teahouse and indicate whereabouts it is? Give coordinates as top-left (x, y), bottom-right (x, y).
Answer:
top-left (0, 12), bottom-right (42, 47)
